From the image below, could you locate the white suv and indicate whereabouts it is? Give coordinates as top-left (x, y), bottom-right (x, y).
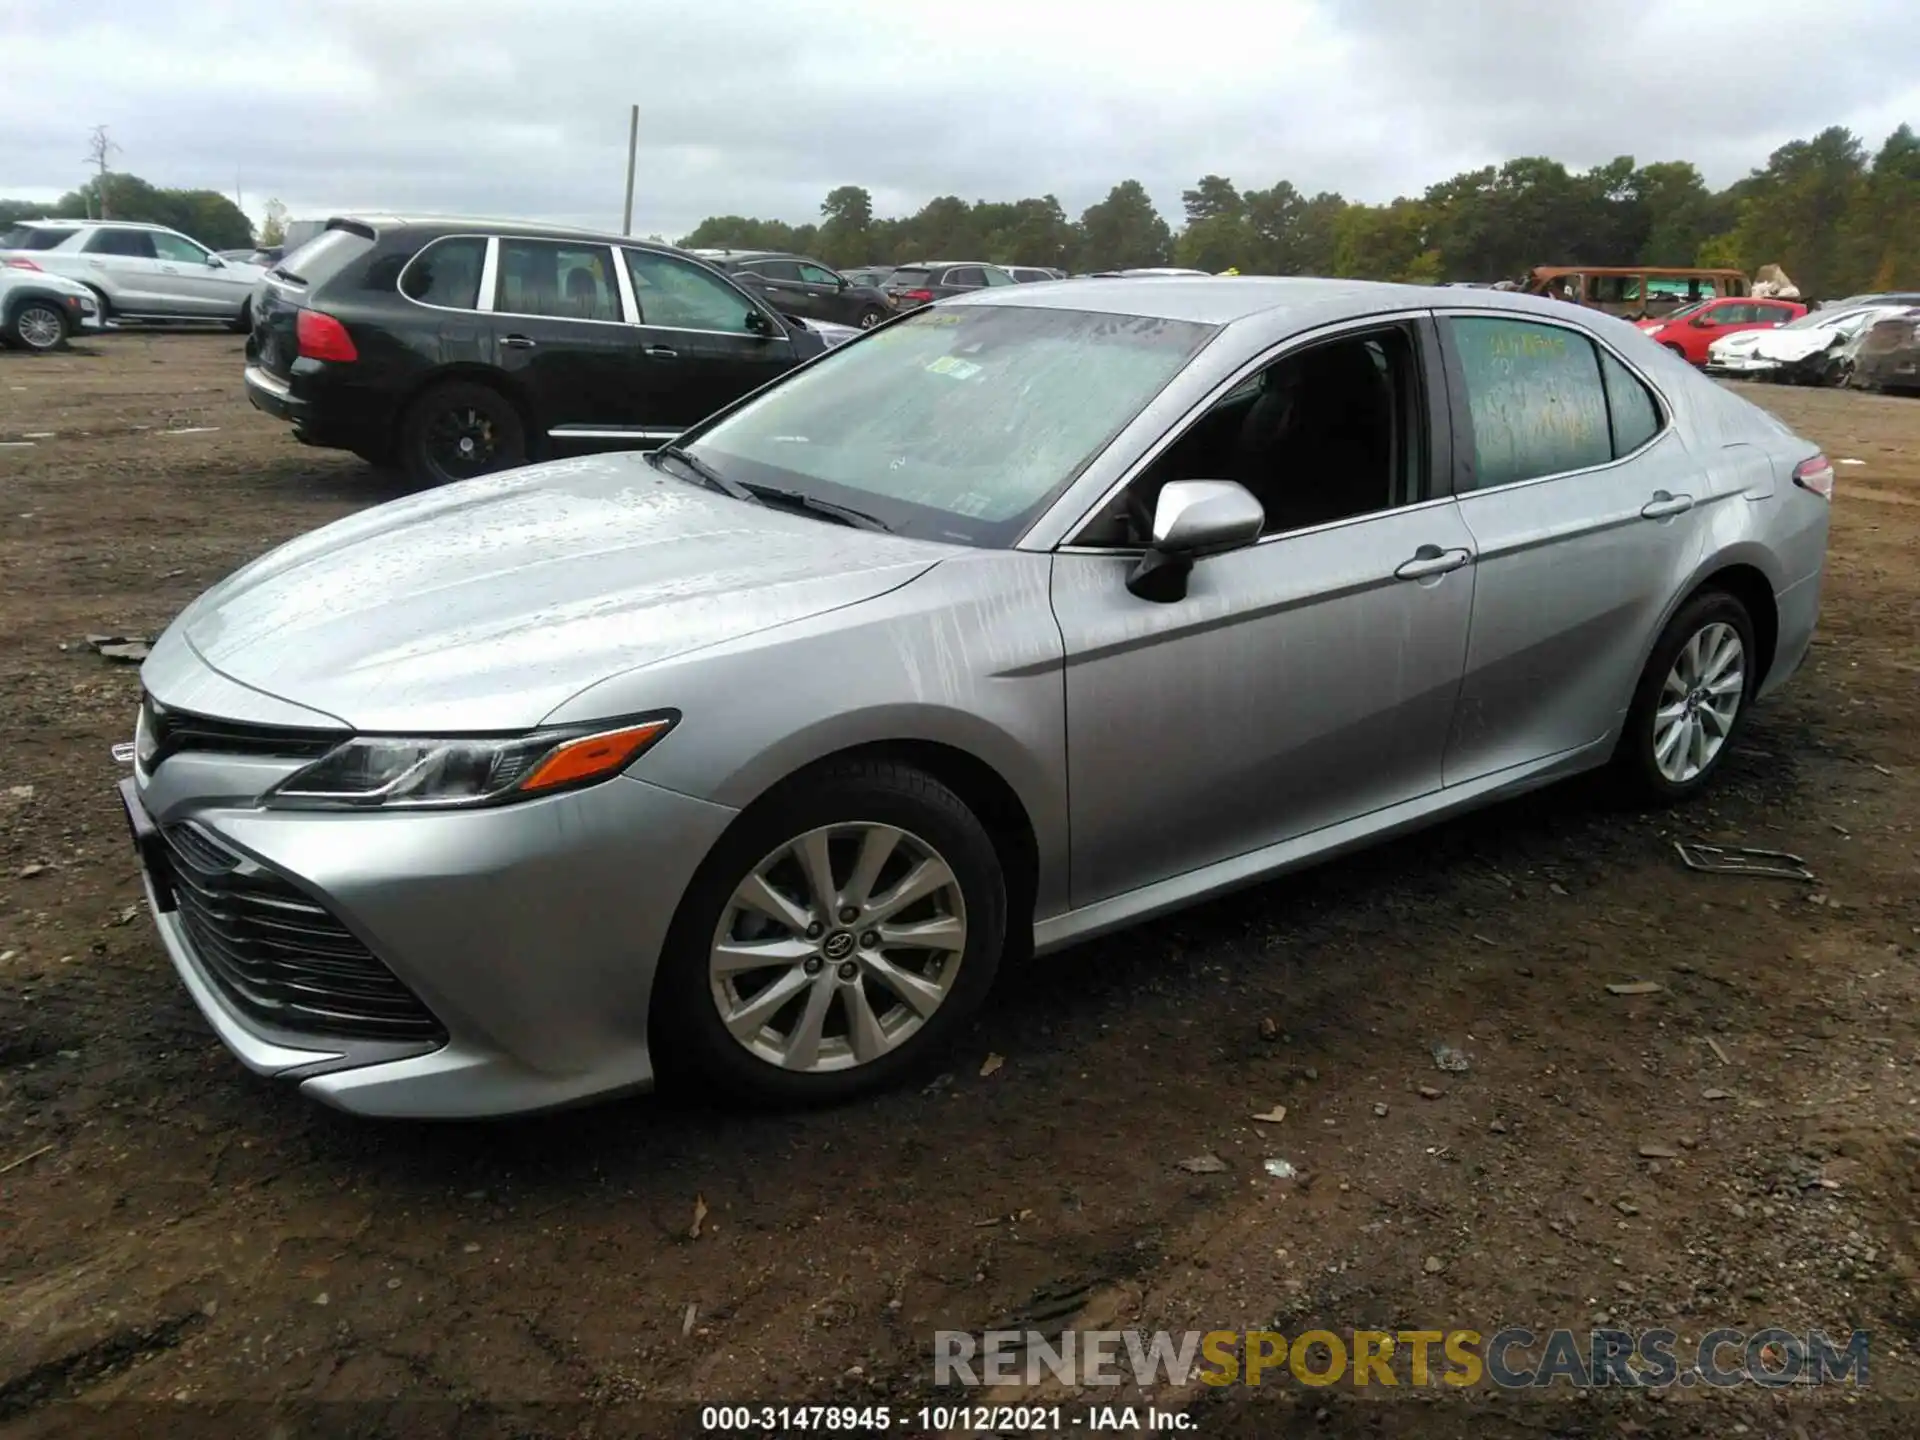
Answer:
top-left (0, 219), bottom-right (267, 328)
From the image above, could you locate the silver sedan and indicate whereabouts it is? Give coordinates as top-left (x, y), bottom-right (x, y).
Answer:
top-left (120, 278), bottom-right (1832, 1117)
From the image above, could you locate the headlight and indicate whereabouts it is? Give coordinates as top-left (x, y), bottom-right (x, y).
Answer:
top-left (265, 714), bottom-right (676, 810)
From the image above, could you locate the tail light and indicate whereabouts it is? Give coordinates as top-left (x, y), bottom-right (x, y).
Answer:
top-left (1792, 453), bottom-right (1834, 500)
top-left (3, 257), bottom-right (42, 271)
top-left (296, 309), bottom-right (358, 362)
top-left (900, 288), bottom-right (934, 303)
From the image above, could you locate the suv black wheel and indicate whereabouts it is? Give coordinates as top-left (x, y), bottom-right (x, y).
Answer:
top-left (653, 759), bottom-right (1009, 1106)
top-left (1613, 589), bottom-right (1757, 804)
top-left (399, 380), bottom-right (526, 486)
top-left (6, 300), bottom-right (69, 353)
top-left (857, 306), bottom-right (887, 329)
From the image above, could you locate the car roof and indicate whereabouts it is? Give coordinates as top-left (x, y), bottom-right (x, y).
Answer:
top-left (330, 215), bottom-right (688, 251)
top-left (940, 274), bottom-right (1646, 329)
top-left (11, 218), bottom-right (174, 232)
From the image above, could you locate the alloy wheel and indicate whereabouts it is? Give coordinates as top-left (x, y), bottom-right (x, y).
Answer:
top-left (425, 405), bottom-right (498, 479)
top-left (1653, 621), bottom-right (1744, 784)
top-left (709, 822), bottom-right (968, 1073)
top-left (15, 304), bottom-right (64, 351)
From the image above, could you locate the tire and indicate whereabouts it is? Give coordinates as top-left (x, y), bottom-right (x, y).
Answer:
top-left (83, 286), bottom-right (112, 322)
top-left (227, 299), bottom-right (251, 335)
top-left (857, 306), bottom-right (887, 329)
top-left (1612, 589), bottom-right (1757, 804)
top-left (6, 300), bottom-right (69, 353)
top-left (398, 380), bottom-right (526, 487)
top-left (653, 759), bottom-right (1009, 1106)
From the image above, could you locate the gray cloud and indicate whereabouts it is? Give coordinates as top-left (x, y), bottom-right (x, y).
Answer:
top-left (3, 0), bottom-right (1916, 239)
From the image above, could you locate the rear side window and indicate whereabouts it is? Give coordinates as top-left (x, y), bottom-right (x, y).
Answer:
top-left (1598, 350), bottom-right (1661, 456)
top-left (1448, 317), bottom-right (1613, 488)
top-left (399, 236), bottom-right (486, 309)
top-left (496, 239), bottom-right (620, 322)
top-left (943, 267), bottom-right (985, 287)
top-left (0, 226), bottom-right (69, 251)
top-left (753, 259), bottom-right (804, 282)
top-left (84, 228), bottom-right (156, 259)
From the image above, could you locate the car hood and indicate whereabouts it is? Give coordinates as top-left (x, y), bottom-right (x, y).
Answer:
top-left (1710, 331), bottom-right (1768, 355)
top-left (173, 453), bottom-right (951, 732)
top-left (1750, 328), bottom-right (1846, 361)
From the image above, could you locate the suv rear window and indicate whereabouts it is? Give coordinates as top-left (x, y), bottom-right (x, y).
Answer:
top-left (272, 227), bottom-right (375, 288)
top-left (0, 226), bottom-right (68, 251)
top-left (889, 268), bottom-right (933, 286)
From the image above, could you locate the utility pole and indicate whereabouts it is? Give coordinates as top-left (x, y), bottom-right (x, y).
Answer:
top-left (621, 104), bottom-right (638, 236)
top-left (84, 125), bottom-right (119, 219)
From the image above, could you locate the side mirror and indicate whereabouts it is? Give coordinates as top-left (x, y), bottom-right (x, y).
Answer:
top-left (745, 309), bottom-right (774, 336)
top-left (1125, 480), bottom-right (1265, 602)
top-left (1690, 315), bottom-right (1713, 328)
top-left (206, 254), bottom-right (225, 268)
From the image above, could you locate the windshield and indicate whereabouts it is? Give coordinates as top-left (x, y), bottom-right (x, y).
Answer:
top-left (685, 304), bottom-right (1216, 547)
top-left (1784, 307), bottom-right (1869, 332)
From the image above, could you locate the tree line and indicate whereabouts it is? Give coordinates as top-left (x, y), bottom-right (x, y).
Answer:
top-left (681, 123), bottom-right (1920, 301)
top-left (0, 175), bottom-right (255, 250)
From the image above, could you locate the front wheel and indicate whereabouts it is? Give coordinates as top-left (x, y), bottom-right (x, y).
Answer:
top-left (398, 380), bottom-right (526, 486)
top-left (1613, 589), bottom-right (1756, 803)
top-left (7, 300), bottom-right (69, 353)
top-left (654, 760), bottom-right (1008, 1106)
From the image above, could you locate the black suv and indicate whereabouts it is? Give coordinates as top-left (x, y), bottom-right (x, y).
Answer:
top-left (697, 250), bottom-right (894, 330)
top-left (243, 217), bottom-right (844, 485)
top-left (883, 261), bottom-right (1019, 309)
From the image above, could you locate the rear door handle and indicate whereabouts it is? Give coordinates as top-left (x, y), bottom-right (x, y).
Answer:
top-left (644, 345), bottom-right (678, 359)
top-left (1641, 491), bottom-right (1695, 519)
top-left (1395, 545), bottom-right (1472, 580)
top-left (500, 334), bottom-right (537, 349)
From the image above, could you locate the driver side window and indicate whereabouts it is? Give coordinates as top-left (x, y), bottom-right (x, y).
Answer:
top-left (1076, 324), bottom-right (1428, 548)
top-left (152, 232), bottom-right (210, 264)
top-left (623, 249), bottom-right (763, 334)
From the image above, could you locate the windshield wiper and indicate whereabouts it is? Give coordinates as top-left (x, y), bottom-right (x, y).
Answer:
top-left (652, 444), bottom-right (755, 502)
top-left (742, 483), bottom-right (892, 533)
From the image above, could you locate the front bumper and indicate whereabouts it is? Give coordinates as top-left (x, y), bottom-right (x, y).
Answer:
top-left (123, 747), bottom-right (738, 1118)
top-left (1704, 356), bottom-right (1778, 377)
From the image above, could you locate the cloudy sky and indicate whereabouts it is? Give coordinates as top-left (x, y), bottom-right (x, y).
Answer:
top-left (3, 0), bottom-right (1917, 240)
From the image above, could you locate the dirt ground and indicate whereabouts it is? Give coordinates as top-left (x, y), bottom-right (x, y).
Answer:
top-left (1, 333), bottom-right (1918, 1439)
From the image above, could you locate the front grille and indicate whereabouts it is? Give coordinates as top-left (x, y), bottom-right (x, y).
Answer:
top-left (153, 822), bottom-right (444, 1043)
top-left (141, 693), bottom-right (344, 768)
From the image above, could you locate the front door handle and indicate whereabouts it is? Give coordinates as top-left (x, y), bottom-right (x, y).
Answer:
top-left (643, 344), bottom-right (678, 359)
top-left (1641, 491), bottom-right (1695, 519)
top-left (1395, 545), bottom-right (1472, 580)
top-left (500, 333), bottom-right (537, 349)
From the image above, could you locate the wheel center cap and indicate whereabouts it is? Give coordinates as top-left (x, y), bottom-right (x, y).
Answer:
top-left (459, 437), bottom-right (475, 455)
top-left (822, 930), bottom-right (857, 962)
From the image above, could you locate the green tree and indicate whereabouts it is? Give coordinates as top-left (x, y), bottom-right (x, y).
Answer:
top-left (817, 185), bottom-right (873, 266)
top-left (1844, 123), bottom-right (1920, 290)
top-left (260, 198), bottom-right (289, 247)
top-left (1729, 127), bottom-right (1869, 298)
top-left (51, 174), bottom-right (253, 248)
top-left (1077, 180), bottom-right (1171, 270)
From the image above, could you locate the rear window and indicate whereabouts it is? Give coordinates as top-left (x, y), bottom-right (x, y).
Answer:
top-left (889, 268), bottom-right (933, 286)
top-left (271, 226), bottom-right (374, 288)
top-left (0, 226), bottom-right (69, 251)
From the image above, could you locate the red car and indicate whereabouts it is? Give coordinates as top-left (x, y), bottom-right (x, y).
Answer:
top-left (1637, 296), bottom-right (1806, 365)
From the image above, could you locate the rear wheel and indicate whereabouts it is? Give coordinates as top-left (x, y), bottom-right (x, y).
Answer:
top-left (398, 380), bottom-right (526, 486)
top-left (654, 760), bottom-right (1008, 1106)
top-left (1662, 342), bottom-right (1687, 360)
top-left (1612, 589), bottom-right (1756, 803)
top-left (6, 300), bottom-right (69, 353)
top-left (226, 299), bottom-right (251, 335)
top-left (857, 306), bottom-right (887, 329)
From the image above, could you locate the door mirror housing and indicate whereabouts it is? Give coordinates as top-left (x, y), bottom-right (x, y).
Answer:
top-left (206, 254), bottom-right (225, 268)
top-left (744, 309), bottom-right (775, 336)
top-left (1125, 480), bottom-right (1265, 602)
top-left (1690, 315), bottom-right (1713, 328)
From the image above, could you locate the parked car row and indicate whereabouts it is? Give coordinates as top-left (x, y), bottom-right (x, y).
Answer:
top-left (1705, 301), bottom-right (1920, 386)
top-left (0, 219), bottom-right (266, 331)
